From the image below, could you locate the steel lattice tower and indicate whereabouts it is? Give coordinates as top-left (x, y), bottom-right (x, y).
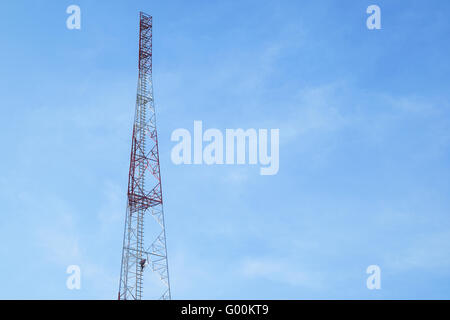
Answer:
top-left (118, 12), bottom-right (171, 300)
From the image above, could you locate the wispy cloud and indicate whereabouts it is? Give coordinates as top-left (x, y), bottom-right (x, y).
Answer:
top-left (240, 256), bottom-right (324, 289)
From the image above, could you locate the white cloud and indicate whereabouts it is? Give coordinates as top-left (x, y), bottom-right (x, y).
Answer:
top-left (97, 181), bottom-right (125, 233)
top-left (240, 256), bottom-right (323, 289)
top-left (385, 230), bottom-right (450, 272)
top-left (281, 82), bottom-right (350, 143)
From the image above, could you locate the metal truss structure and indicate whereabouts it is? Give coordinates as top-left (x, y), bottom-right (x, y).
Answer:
top-left (119, 12), bottom-right (171, 300)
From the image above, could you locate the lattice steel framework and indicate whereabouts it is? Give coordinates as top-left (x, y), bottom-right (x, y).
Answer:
top-left (118, 12), bottom-right (171, 300)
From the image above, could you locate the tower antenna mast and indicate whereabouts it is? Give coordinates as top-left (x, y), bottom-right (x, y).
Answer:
top-left (119, 12), bottom-right (171, 300)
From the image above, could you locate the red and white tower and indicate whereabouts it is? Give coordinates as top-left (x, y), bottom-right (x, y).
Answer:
top-left (119, 12), bottom-right (171, 300)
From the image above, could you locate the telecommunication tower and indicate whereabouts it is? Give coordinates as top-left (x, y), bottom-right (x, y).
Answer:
top-left (118, 12), bottom-right (171, 300)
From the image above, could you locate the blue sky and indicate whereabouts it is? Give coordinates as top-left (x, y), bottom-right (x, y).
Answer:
top-left (1, 0), bottom-right (450, 299)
